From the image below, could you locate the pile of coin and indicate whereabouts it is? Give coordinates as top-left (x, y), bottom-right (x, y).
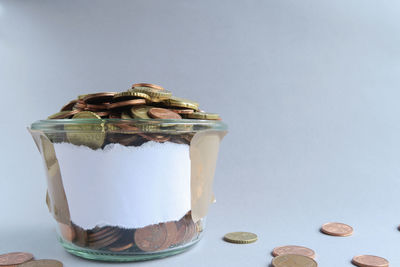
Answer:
top-left (60, 212), bottom-right (201, 253)
top-left (45, 83), bottom-right (221, 149)
top-left (0, 252), bottom-right (62, 266)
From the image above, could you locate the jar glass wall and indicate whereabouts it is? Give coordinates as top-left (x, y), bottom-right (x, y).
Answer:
top-left (30, 119), bottom-right (226, 261)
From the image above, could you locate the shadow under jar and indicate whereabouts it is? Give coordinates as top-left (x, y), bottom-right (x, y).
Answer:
top-left (29, 118), bottom-right (227, 262)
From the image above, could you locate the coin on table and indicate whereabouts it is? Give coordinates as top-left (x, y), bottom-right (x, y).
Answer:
top-left (148, 107), bottom-right (182, 120)
top-left (352, 255), bottom-right (389, 267)
top-left (0, 252), bottom-right (33, 266)
top-left (65, 111), bottom-right (105, 149)
top-left (132, 83), bottom-right (164, 90)
top-left (134, 224), bottom-right (168, 252)
top-left (223, 232), bottom-right (258, 244)
top-left (18, 259), bottom-right (63, 267)
top-left (272, 254), bottom-right (318, 267)
top-left (272, 245), bottom-right (316, 259)
top-left (321, 222), bottom-right (353, 237)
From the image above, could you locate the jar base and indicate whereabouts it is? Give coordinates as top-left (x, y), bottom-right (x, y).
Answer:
top-left (59, 235), bottom-right (201, 262)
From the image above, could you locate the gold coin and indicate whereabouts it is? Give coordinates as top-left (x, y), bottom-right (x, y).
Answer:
top-left (65, 111), bottom-right (105, 150)
top-left (352, 255), bottom-right (389, 267)
top-left (130, 87), bottom-right (172, 102)
top-left (321, 222), bottom-right (353, 237)
top-left (223, 232), bottom-right (257, 244)
top-left (113, 91), bottom-right (151, 101)
top-left (272, 254), bottom-right (318, 267)
top-left (186, 111), bottom-right (220, 120)
top-left (130, 105), bottom-right (152, 119)
top-left (162, 96), bottom-right (199, 110)
top-left (18, 259), bottom-right (63, 267)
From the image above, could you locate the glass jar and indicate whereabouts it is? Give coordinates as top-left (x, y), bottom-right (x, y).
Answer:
top-left (29, 118), bottom-right (227, 261)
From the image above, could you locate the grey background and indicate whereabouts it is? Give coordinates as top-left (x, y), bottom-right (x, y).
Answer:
top-left (1, 0), bottom-right (400, 266)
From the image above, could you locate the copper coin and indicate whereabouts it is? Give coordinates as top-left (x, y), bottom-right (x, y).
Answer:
top-left (72, 224), bottom-right (88, 247)
top-left (169, 108), bottom-right (195, 114)
top-left (60, 99), bottom-right (78, 111)
top-left (0, 252), bottom-right (33, 266)
top-left (88, 227), bottom-right (117, 241)
top-left (58, 223), bottom-right (76, 242)
top-left (132, 83), bottom-right (164, 90)
top-left (352, 255), bottom-right (389, 267)
top-left (85, 103), bottom-right (110, 111)
top-left (89, 232), bottom-right (122, 249)
top-left (109, 242), bottom-right (134, 252)
top-left (82, 92), bottom-right (117, 104)
top-left (18, 259), bottom-right (63, 267)
top-left (73, 100), bottom-right (87, 110)
top-left (109, 112), bottom-right (121, 119)
top-left (108, 99), bottom-right (146, 109)
top-left (272, 245), bottom-right (316, 259)
top-left (182, 218), bottom-right (196, 243)
top-left (172, 220), bottom-right (187, 246)
top-left (134, 224), bottom-right (168, 252)
top-left (159, 222), bottom-right (178, 250)
top-left (148, 108), bottom-right (182, 120)
top-left (94, 110), bottom-right (110, 117)
top-left (321, 222), bottom-right (353, 237)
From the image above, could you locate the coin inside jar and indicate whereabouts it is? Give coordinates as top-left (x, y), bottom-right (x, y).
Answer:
top-left (134, 224), bottom-right (168, 252)
top-left (148, 107), bottom-right (182, 120)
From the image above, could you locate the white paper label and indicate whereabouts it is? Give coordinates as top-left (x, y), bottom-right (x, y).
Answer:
top-left (53, 141), bottom-right (191, 229)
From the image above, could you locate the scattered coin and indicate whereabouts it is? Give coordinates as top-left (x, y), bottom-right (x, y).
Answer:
top-left (321, 222), bottom-right (353, 237)
top-left (18, 259), bottom-right (63, 267)
top-left (0, 252), bottom-right (33, 266)
top-left (272, 245), bottom-right (315, 259)
top-left (148, 107), bottom-right (182, 120)
top-left (272, 254), bottom-right (318, 267)
top-left (352, 255), bottom-right (389, 267)
top-left (223, 232), bottom-right (258, 244)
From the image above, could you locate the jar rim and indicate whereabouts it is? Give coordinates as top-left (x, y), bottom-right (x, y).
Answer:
top-left (30, 118), bottom-right (228, 133)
